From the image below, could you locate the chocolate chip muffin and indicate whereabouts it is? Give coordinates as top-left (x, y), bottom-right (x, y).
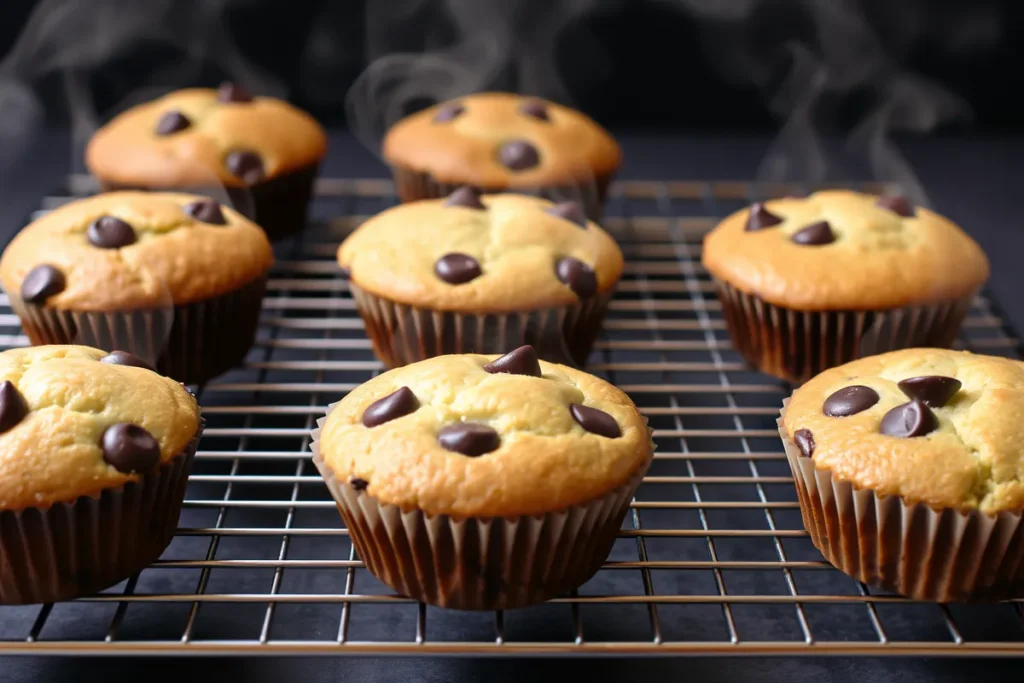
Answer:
top-left (85, 83), bottom-right (327, 239)
top-left (311, 346), bottom-right (653, 609)
top-left (337, 189), bottom-right (624, 368)
top-left (0, 345), bottom-right (201, 604)
top-left (0, 191), bottom-right (274, 384)
top-left (383, 92), bottom-right (621, 218)
top-left (780, 347), bottom-right (1024, 602)
top-left (702, 190), bottom-right (990, 383)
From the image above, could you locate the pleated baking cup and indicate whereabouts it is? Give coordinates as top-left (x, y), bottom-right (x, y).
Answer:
top-left (714, 278), bottom-right (976, 385)
top-left (349, 282), bottom-right (614, 369)
top-left (8, 274), bottom-right (267, 385)
top-left (310, 416), bottom-right (653, 610)
top-left (0, 424), bottom-right (202, 605)
top-left (390, 166), bottom-right (614, 220)
top-left (778, 401), bottom-right (1024, 602)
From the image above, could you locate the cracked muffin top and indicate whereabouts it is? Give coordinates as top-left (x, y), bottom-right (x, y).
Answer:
top-left (0, 191), bottom-right (274, 311)
top-left (782, 348), bottom-right (1024, 513)
top-left (0, 345), bottom-right (200, 510)
top-left (316, 346), bottom-right (653, 517)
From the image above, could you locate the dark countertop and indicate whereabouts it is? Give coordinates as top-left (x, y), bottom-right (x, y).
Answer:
top-left (2, 131), bottom-right (1024, 682)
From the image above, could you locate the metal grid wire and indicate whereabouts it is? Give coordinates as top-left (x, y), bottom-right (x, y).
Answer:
top-left (1, 175), bottom-right (1023, 657)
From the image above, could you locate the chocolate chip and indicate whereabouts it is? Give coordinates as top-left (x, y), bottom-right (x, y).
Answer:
top-left (547, 201), bottom-right (586, 228)
top-left (792, 220), bottom-right (835, 246)
top-left (87, 216), bottom-right (136, 249)
top-left (518, 100), bottom-right (549, 121)
top-left (225, 150), bottom-right (265, 184)
top-left (20, 264), bottom-right (65, 304)
top-left (897, 376), bottom-right (962, 408)
top-left (880, 400), bottom-right (937, 438)
top-left (350, 477), bottom-right (369, 491)
top-left (444, 186), bottom-right (485, 210)
top-left (155, 110), bottom-right (191, 136)
top-left (435, 253), bottom-right (482, 284)
top-left (498, 140), bottom-right (540, 171)
top-left (555, 257), bottom-right (597, 298)
top-left (483, 345), bottom-right (542, 377)
top-left (876, 194), bottom-right (915, 217)
top-left (101, 423), bottom-right (161, 474)
top-left (217, 82), bottom-right (253, 103)
top-left (99, 350), bottom-right (155, 372)
top-left (794, 429), bottom-right (815, 457)
top-left (362, 386), bottom-right (419, 428)
top-left (438, 423), bottom-right (500, 456)
top-left (745, 203), bottom-right (783, 231)
top-left (339, 266), bottom-right (351, 280)
top-left (434, 102), bottom-right (465, 122)
top-left (0, 381), bottom-right (29, 434)
top-left (570, 404), bottom-right (621, 438)
top-left (823, 385), bottom-right (879, 417)
top-left (184, 199), bottom-right (227, 225)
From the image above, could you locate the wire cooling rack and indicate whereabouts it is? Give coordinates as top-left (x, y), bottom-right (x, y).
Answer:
top-left (0, 176), bottom-right (1022, 657)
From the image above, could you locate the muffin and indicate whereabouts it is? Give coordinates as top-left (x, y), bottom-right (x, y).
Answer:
top-left (702, 191), bottom-right (990, 384)
top-left (383, 92), bottom-right (621, 219)
top-left (0, 191), bottom-right (274, 384)
top-left (780, 347), bottom-right (1024, 602)
top-left (0, 345), bottom-right (201, 604)
top-left (311, 346), bottom-right (653, 609)
top-left (337, 190), bottom-right (623, 368)
top-left (85, 83), bottom-right (327, 240)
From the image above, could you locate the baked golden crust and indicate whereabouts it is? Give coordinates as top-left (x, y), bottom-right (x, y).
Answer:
top-left (782, 348), bottom-right (1024, 513)
top-left (702, 191), bottom-right (989, 311)
top-left (383, 93), bottom-right (621, 188)
top-left (0, 191), bottom-right (274, 311)
top-left (85, 88), bottom-right (327, 188)
top-left (318, 353), bottom-right (652, 517)
top-left (337, 193), bottom-right (623, 312)
top-left (0, 346), bottom-right (200, 510)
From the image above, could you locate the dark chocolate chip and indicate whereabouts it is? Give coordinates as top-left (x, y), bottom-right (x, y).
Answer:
top-left (0, 381), bottom-right (29, 434)
top-left (880, 400), bottom-right (937, 438)
top-left (20, 264), bottom-right (65, 304)
top-left (155, 110), bottom-right (191, 136)
top-left (823, 385), bottom-right (880, 417)
top-left (444, 186), bottom-right (485, 210)
top-left (99, 350), bottom-right (155, 372)
top-left (792, 220), bottom-right (835, 246)
top-left (897, 376), bottom-right (962, 408)
top-left (555, 257), bottom-right (597, 298)
top-left (547, 201), bottom-right (586, 228)
top-left (338, 266), bottom-right (351, 280)
top-left (101, 423), bottom-right (161, 474)
top-left (518, 99), bottom-right (549, 121)
top-left (794, 429), bottom-right (815, 457)
top-left (362, 386), bottom-right (419, 428)
top-left (438, 423), bottom-right (500, 456)
top-left (498, 140), bottom-right (540, 171)
top-left (483, 345), bottom-right (542, 377)
top-left (876, 194), bottom-right (915, 217)
top-left (434, 102), bottom-right (465, 122)
top-left (217, 82), bottom-right (253, 103)
top-left (435, 253), bottom-right (482, 284)
top-left (87, 216), bottom-right (137, 249)
top-left (350, 477), bottom-right (369, 491)
top-left (225, 150), bottom-right (265, 184)
top-left (745, 202), bottom-right (783, 231)
top-left (184, 198), bottom-right (227, 225)
top-left (570, 404), bottom-right (621, 438)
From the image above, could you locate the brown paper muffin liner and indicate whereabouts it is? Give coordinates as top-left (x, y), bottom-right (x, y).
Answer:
top-left (715, 278), bottom-right (976, 384)
top-left (0, 424), bottom-right (202, 605)
top-left (390, 166), bottom-right (614, 220)
top-left (99, 163), bottom-right (319, 241)
top-left (8, 274), bottom-right (267, 385)
top-left (778, 401), bottom-right (1024, 602)
top-left (349, 282), bottom-right (613, 369)
top-left (310, 414), bottom-right (653, 610)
